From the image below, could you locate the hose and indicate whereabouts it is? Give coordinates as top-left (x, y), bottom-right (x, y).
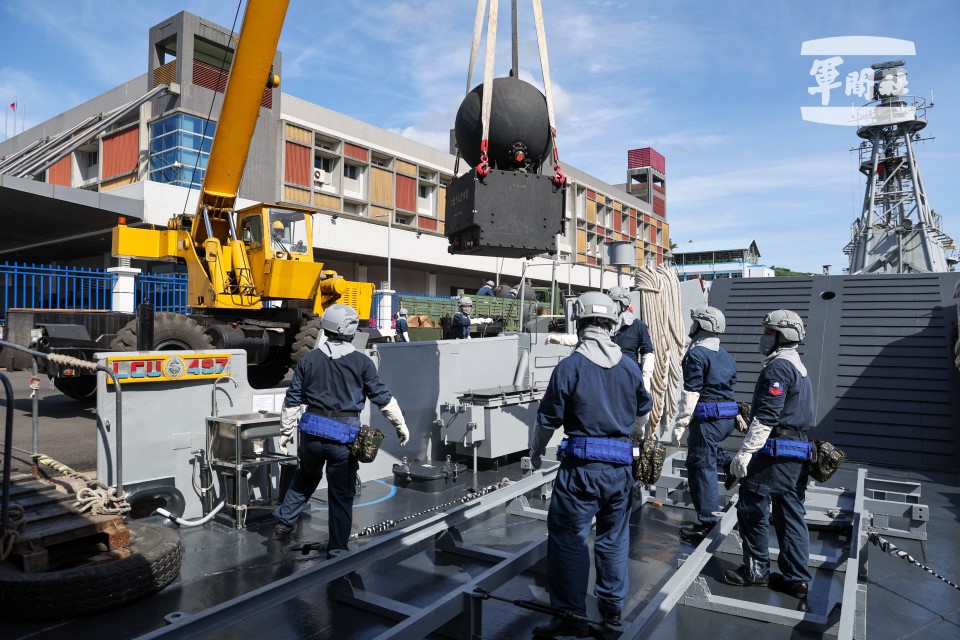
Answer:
top-left (634, 264), bottom-right (685, 437)
top-left (156, 501), bottom-right (225, 528)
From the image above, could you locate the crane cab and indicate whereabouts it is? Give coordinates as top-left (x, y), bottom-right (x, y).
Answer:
top-left (237, 204), bottom-right (324, 301)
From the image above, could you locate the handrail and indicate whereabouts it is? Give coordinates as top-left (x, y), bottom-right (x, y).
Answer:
top-left (0, 340), bottom-right (125, 497)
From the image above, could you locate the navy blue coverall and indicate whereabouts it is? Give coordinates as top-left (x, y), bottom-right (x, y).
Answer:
top-left (395, 316), bottom-right (409, 342)
top-left (450, 310), bottom-right (470, 339)
top-left (536, 352), bottom-right (653, 617)
top-left (738, 355), bottom-right (815, 583)
top-left (683, 344), bottom-right (737, 526)
top-left (611, 319), bottom-right (653, 363)
top-left (273, 347), bottom-right (393, 554)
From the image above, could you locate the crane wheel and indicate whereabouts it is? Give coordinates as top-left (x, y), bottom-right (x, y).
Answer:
top-left (291, 316), bottom-right (321, 365)
top-left (53, 376), bottom-right (97, 403)
top-left (110, 312), bottom-right (214, 352)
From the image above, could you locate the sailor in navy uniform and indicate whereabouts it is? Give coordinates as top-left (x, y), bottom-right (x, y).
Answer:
top-left (672, 305), bottom-right (739, 543)
top-left (529, 292), bottom-right (652, 637)
top-left (607, 286), bottom-right (655, 391)
top-left (723, 309), bottom-right (814, 600)
top-left (272, 304), bottom-right (409, 554)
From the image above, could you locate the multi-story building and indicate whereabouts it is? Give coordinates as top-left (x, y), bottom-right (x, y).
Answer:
top-left (671, 239), bottom-right (774, 284)
top-left (0, 11), bottom-right (669, 298)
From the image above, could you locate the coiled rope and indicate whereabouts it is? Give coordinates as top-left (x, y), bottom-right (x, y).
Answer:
top-left (36, 455), bottom-right (130, 516)
top-left (634, 264), bottom-right (685, 436)
top-left (1, 505), bottom-right (25, 561)
top-left (44, 352), bottom-right (99, 371)
top-left (868, 532), bottom-right (960, 592)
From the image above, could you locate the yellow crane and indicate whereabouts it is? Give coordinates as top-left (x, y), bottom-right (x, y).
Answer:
top-left (109, 0), bottom-right (374, 387)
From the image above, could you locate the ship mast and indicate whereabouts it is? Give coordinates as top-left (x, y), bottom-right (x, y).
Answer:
top-left (844, 60), bottom-right (954, 274)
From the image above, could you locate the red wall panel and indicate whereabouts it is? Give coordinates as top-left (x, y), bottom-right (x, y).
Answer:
top-left (627, 147), bottom-right (666, 174)
top-left (396, 175), bottom-right (416, 212)
top-left (102, 128), bottom-right (138, 179)
top-left (47, 156), bottom-right (71, 186)
top-left (653, 197), bottom-right (665, 217)
top-left (418, 216), bottom-right (438, 231)
top-left (629, 215), bottom-right (637, 237)
top-left (284, 141), bottom-right (311, 186)
top-left (344, 143), bottom-right (369, 162)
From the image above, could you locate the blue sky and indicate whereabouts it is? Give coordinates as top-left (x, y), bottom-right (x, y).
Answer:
top-left (1, 0), bottom-right (958, 273)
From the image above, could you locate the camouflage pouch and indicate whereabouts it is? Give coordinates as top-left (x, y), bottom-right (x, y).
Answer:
top-left (809, 440), bottom-right (846, 483)
top-left (735, 402), bottom-right (752, 433)
top-left (350, 426), bottom-right (385, 463)
top-left (632, 438), bottom-right (666, 486)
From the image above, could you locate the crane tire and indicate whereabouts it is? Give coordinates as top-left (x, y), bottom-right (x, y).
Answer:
top-left (53, 376), bottom-right (97, 403)
top-left (291, 316), bottom-right (321, 365)
top-left (0, 522), bottom-right (182, 621)
top-left (110, 313), bottom-right (214, 352)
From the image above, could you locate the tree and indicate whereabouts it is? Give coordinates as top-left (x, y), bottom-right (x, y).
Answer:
top-left (771, 265), bottom-right (814, 277)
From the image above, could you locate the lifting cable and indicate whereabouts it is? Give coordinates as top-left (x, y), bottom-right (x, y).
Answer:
top-left (291, 479), bottom-right (511, 555)
top-left (868, 531), bottom-right (960, 592)
top-left (457, 0), bottom-right (565, 185)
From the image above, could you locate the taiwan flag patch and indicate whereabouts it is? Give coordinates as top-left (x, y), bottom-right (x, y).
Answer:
top-left (768, 381), bottom-right (784, 396)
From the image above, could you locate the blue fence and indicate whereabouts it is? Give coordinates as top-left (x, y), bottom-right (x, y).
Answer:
top-left (0, 262), bottom-right (189, 317)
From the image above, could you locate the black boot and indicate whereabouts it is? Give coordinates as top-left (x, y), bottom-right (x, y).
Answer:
top-left (272, 521), bottom-right (294, 540)
top-left (679, 522), bottom-right (714, 543)
top-left (531, 616), bottom-right (591, 638)
top-left (770, 572), bottom-right (809, 598)
top-left (722, 564), bottom-right (770, 587)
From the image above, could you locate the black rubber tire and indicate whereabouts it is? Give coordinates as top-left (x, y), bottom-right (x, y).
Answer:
top-left (246, 346), bottom-right (292, 388)
top-left (53, 376), bottom-right (97, 403)
top-left (0, 522), bottom-right (182, 621)
top-left (291, 315), bottom-right (321, 365)
top-left (110, 312), bottom-right (214, 352)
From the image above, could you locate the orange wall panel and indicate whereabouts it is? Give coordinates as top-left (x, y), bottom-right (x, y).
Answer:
top-left (285, 141), bottom-right (311, 186)
top-left (344, 143), bottom-right (369, 162)
top-left (47, 156), bottom-right (71, 186)
top-left (396, 174), bottom-right (416, 212)
top-left (418, 216), bottom-right (438, 231)
top-left (102, 128), bottom-right (138, 179)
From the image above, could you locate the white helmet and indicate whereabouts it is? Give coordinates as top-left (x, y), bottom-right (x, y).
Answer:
top-left (691, 305), bottom-right (726, 333)
top-left (763, 309), bottom-right (805, 343)
top-left (573, 291), bottom-right (618, 324)
top-left (485, 280), bottom-right (494, 287)
top-left (459, 296), bottom-right (473, 307)
top-left (606, 286), bottom-right (631, 309)
top-left (398, 307), bottom-right (408, 317)
top-left (320, 304), bottom-right (359, 338)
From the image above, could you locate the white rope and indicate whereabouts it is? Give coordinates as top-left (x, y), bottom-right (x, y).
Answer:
top-left (478, 0), bottom-right (499, 171)
top-left (37, 455), bottom-right (130, 516)
top-left (635, 264), bottom-right (685, 436)
top-left (45, 352), bottom-right (98, 371)
top-left (1, 504), bottom-right (26, 561)
top-left (531, 0), bottom-right (556, 137)
top-left (465, 0), bottom-right (488, 94)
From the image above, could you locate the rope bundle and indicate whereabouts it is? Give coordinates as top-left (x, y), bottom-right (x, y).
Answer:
top-left (37, 455), bottom-right (130, 516)
top-left (634, 264), bottom-right (685, 437)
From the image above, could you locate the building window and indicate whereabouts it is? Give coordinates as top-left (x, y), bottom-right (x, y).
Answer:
top-left (343, 164), bottom-right (358, 180)
top-left (315, 156), bottom-right (332, 173)
top-left (418, 185), bottom-right (429, 199)
top-left (148, 113), bottom-right (216, 187)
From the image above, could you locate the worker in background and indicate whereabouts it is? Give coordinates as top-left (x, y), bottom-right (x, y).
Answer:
top-left (450, 296), bottom-right (473, 339)
top-left (495, 284), bottom-right (513, 298)
top-left (477, 280), bottom-right (496, 296)
top-left (395, 307), bottom-right (410, 343)
top-left (523, 305), bottom-right (549, 333)
top-left (671, 306), bottom-right (738, 544)
top-left (529, 292), bottom-right (652, 637)
top-left (273, 304), bottom-right (409, 554)
top-left (723, 310), bottom-right (813, 600)
top-left (607, 286), bottom-right (655, 391)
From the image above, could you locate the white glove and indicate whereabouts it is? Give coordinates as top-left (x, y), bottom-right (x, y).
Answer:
top-left (279, 404), bottom-right (303, 455)
top-left (546, 333), bottom-right (578, 346)
top-left (672, 389), bottom-right (700, 446)
top-left (379, 397), bottom-right (409, 446)
top-left (640, 353), bottom-right (655, 393)
top-left (633, 413), bottom-right (650, 442)
top-left (735, 414), bottom-right (749, 433)
top-left (731, 418), bottom-right (774, 478)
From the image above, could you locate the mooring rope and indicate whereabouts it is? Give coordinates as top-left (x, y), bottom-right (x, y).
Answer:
top-left (868, 531), bottom-right (960, 592)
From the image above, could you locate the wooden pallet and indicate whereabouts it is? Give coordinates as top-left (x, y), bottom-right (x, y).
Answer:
top-left (1, 472), bottom-right (130, 573)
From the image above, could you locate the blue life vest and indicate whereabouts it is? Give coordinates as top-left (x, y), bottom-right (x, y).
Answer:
top-left (757, 438), bottom-right (813, 461)
top-left (558, 437), bottom-right (633, 465)
top-left (298, 412), bottom-right (359, 444)
top-left (693, 401), bottom-right (739, 420)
